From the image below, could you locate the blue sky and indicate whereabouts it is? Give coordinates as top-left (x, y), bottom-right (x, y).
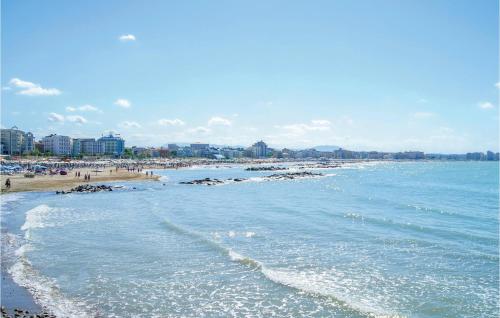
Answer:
top-left (1, 0), bottom-right (498, 152)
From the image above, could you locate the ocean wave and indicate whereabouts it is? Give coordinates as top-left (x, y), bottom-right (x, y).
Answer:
top-left (157, 214), bottom-right (402, 318)
top-left (227, 250), bottom-right (262, 269)
top-left (226, 249), bottom-right (405, 318)
top-left (21, 204), bottom-right (110, 237)
top-left (237, 173), bottom-right (333, 185)
top-left (21, 204), bottom-right (57, 231)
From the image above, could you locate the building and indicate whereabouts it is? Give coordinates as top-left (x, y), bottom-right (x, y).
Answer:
top-left (466, 152), bottom-right (485, 161)
top-left (72, 138), bottom-right (103, 156)
top-left (167, 144), bottom-right (179, 151)
top-left (221, 148), bottom-right (244, 159)
top-left (42, 134), bottom-right (72, 156)
top-left (251, 140), bottom-right (268, 158)
top-left (190, 143), bottom-right (209, 151)
top-left (34, 141), bottom-right (44, 153)
top-left (177, 146), bottom-right (193, 157)
top-left (97, 133), bottom-right (125, 156)
top-left (190, 143), bottom-right (209, 157)
top-left (0, 126), bottom-right (35, 155)
top-left (132, 146), bottom-right (151, 157)
top-left (486, 151), bottom-right (496, 161)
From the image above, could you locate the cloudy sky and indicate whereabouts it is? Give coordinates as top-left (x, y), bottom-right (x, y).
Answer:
top-left (1, 0), bottom-right (498, 152)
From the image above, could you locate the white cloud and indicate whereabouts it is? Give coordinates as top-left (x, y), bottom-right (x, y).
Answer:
top-left (79, 104), bottom-right (99, 112)
top-left (119, 34), bottom-right (136, 42)
top-left (19, 87), bottom-right (61, 96)
top-left (158, 118), bottom-right (185, 126)
top-left (208, 116), bottom-right (232, 126)
top-left (114, 99), bottom-right (131, 108)
top-left (48, 113), bottom-right (88, 124)
top-left (412, 112), bottom-right (435, 119)
top-left (10, 78), bottom-right (37, 88)
top-left (311, 119), bottom-right (331, 126)
top-left (66, 104), bottom-right (99, 112)
top-left (119, 121), bottom-right (141, 128)
top-left (9, 78), bottom-right (61, 96)
top-left (495, 82), bottom-right (500, 89)
top-left (478, 101), bottom-right (494, 110)
top-left (66, 115), bottom-right (88, 124)
top-left (277, 120), bottom-right (332, 136)
top-left (47, 113), bottom-right (65, 122)
top-left (187, 126), bottom-right (211, 134)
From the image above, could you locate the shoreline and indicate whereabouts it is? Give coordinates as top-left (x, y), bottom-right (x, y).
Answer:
top-left (1, 263), bottom-right (46, 318)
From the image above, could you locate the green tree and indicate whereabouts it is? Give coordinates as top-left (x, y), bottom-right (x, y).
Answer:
top-left (123, 148), bottom-right (134, 158)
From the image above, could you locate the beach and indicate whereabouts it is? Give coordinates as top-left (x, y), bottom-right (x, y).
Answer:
top-left (0, 167), bottom-right (159, 194)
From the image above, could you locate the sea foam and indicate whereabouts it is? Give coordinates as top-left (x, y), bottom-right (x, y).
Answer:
top-left (21, 204), bottom-right (57, 231)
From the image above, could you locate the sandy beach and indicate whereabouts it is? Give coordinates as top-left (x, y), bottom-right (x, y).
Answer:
top-left (0, 167), bottom-right (159, 193)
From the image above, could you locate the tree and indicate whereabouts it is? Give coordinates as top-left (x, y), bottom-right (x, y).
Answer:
top-left (123, 148), bottom-right (134, 159)
top-left (30, 149), bottom-right (41, 157)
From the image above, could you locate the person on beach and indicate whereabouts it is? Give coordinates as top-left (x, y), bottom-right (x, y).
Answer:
top-left (5, 178), bottom-right (11, 189)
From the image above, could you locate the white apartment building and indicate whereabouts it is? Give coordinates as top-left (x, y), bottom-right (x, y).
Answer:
top-left (42, 134), bottom-right (72, 156)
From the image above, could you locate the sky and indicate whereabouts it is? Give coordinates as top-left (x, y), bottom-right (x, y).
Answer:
top-left (1, 0), bottom-right (498, 153)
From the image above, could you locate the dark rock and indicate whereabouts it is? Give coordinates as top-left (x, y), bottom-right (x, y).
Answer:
top-left (265, 171), bottom-right (324, 180)
top-left (56, 184), bottom-right (114, 194)
top-left (245, 166), bottom-right (288, 171)
top-left (180, 178), bottom-right (225, 186)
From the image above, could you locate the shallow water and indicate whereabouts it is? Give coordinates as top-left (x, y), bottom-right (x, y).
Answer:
top-left (1, 161), bottom-right (498, 317)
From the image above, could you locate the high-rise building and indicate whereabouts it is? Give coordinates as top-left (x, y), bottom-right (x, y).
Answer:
top-left (42, 134), bottom-right (72, 156)
top-left (97, 133), bottom-right (125, 156)
top-left (251, 140), bottom-right (268, 158)
top-left (0, 126), bottom-right (35, 155)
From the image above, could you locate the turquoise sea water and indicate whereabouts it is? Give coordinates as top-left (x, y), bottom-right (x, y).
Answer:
top-left (1, 161), bottom-right (498, 317)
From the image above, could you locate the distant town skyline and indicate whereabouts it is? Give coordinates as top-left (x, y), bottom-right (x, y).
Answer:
top-left (1, 0), bottom-right (498, 153)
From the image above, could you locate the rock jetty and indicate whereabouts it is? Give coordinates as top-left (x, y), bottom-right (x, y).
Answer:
top-left (56, 184), bottom-right (113, 194)
top-left (245, 166), bottom-right (288, 171)
top-left (266, 171), bottom-right (324, 180)
top-left (180, 171), bottom-right (324, 185)
top-left (180, 178), bottom-right (225, 186)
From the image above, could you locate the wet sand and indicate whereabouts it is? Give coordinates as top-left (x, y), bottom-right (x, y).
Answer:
top-left (0, 167), bottom-right (159, 194)
top-left (1, 265), bottom-right (45, 318)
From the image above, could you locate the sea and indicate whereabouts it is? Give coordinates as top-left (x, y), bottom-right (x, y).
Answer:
top-left (1, 161), bottom-right (498, 317)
